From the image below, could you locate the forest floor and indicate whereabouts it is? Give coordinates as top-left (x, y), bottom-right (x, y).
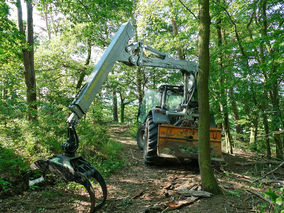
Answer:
top-left (0, 124), bottom-right (283, 213)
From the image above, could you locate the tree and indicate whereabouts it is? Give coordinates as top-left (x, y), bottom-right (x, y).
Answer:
top-left (213, 0), bottom-right (283, 158)
top-left (197, 0), bottom-right (222, 194)
top-left (17, 0), bottom-right (37, 120)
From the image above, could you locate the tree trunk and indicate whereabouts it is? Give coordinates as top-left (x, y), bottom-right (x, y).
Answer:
top-left (119, 92), bottom-right (125, 123)
top-left (262, 113), bottom-right (271, 158)
top-left (112, 88), bottom-right (118, 122)
top-left (249, 125), bottom-right (257, 146)
top-left (197, 0), bottom-right (222, 195)
top-left (224, 109), bottom-right (233, 153)
top-left (44, 4), bottom-right (51, 40)
top-left (249, 98), bottom-right (259, 148)
top-left (216, 18), bottom-right (233, 154)
top-left (229, 88), bottom-right (242, 134)
top-left (76, 39), bottom-right (92, 91)
top-left (120, 102), bottom-right (125, 124)
top-left (17, 0), bottom-right (37, 120)
top-left (169, 0), bottom-right (184, 60)
top-left (270, 79), bottom-right (283, 159)
top-left (260, 0), bottom-right (283, 159)
top-left (132, 15), bottom-right (144, 108)
top-left (1, 83), bottom-right (7, 99)
top-left (274, 133), bottom-right (283, 160)
top-left (136, 67), bottom-right (144, 107)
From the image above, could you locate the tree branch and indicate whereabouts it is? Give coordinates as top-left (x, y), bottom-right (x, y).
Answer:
top-left (247, 189), bottom-right (274, 207)
top-left (213, 1), bottom-right (247, 58)
top-left (178, 0), bottom-right (198, 19)
top-left (76, 0), bottom-right (96, 25)
top-left (252, 161), bottom-right (284, 184)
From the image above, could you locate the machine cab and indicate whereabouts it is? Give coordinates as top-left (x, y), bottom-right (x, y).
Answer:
top-left (137, 85), bottom-right (184, 124)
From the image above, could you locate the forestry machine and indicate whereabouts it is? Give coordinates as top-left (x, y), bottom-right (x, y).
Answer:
top-left (30, 21), bottom-right (222, 212)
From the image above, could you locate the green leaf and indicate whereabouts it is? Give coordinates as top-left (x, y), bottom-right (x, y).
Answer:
top-left (276, 197), bottom-right (283, 206)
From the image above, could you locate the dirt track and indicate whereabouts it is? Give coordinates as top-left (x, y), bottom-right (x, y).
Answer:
top-left (1, 125), bottom-right (282, 212)
top-left (99, 125), bottom-right (252, 213)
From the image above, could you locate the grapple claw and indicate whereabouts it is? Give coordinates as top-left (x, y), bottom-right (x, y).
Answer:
top-left (32, 155), bottom-right (107, 212)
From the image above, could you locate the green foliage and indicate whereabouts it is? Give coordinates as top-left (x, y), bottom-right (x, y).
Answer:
top-left (0, 177), bottom-right (12, 192)
top-left (227, 190), bottom-right (241, 199)
top-left (0, 145), bottom-right (28, 192)
top-left (90, 140), bottom-right (124, 177)
top-left (126, 124), bottom-right (139, 139)
top-left (0, 145), bottom-right (29, 176)
top-left (260, 187), bottom-right (284, 213)
top-left (120, 197), bottom-right (133, 207)
top-left (100, 140), bottom-right (123, 158)
top-left (0, 1), bottom-right (22, 64)
top-left (1, 0), bottom-right (283, 200)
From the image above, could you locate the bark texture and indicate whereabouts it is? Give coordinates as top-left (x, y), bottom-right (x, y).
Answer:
top-left (197, 0), bottom-right (222, 195)
top-left (112, 88), bottom-right (118, 122)
top-left (17, 0), bottom-right (37, 120)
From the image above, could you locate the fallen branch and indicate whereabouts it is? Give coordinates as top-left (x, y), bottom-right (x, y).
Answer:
top-left (132, 189), bottom-right (144, 199)
top-left (178, 189), bottom-right (212, 198)
top-left (146, 197), bottom-right (199, 213)
top-left (235, 160), bottom-right (284, 167)
top-left (252, 161), bottom-right (284, 184)
top-left (163, 197), bottom-right (198, 212)
top-left (262, 180), bottom-right (284, 187)
top-left (247, 189), bottom-right (274, 207)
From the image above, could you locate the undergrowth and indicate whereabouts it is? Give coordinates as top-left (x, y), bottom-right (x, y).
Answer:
top-left (0, 105), bottom-right (124, 196)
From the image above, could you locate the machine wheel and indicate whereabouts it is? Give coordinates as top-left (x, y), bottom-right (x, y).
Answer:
top-left (136, 124), bottom-right (146, 150)
top-left (143, 115), bottom-right (159, 165)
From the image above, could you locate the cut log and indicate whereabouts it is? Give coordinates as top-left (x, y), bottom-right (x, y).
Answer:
top-left (178, 189), bottom-right (212, 198)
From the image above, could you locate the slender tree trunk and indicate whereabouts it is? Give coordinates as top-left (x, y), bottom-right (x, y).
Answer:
top-left (229, 88), bottom-right (242, 134)
top-left (249, 125), bottom-right (258, 146)
top-left (119, 91), bottom-right (125, 123)
top-left (131, 14), bottom-right (144, 108)
top-left (121, 104), bottom-right (125, 123)
top-left (1, 82), bottom-right (7, 99)
top-left (120, 101), bottom-right (125, 124)
top-left (216, 18), bottom-right (233, 154)
top-left (136, 67), bottom-right (144, 107)
top-left (112, 88), bottom-right (118, 122)
top-left (274, 132), bottom-right (283, 160)
top-left (271, 82), bottom-right (283, 159)
top-left (260, 0), bottom-right (283, 159)
top-left (198, 0), bottom-right (221, 195)
top-left (17, 0), bottom-right (37, 120)
top-left (224, 109), bottom-right (233, 153)
top-left (44, 4), bottom-right (51, 40)
top-left (250, 96), bottom-right (259, 147)
top-left (50, 12), bottom-right (57, 36)
top-left (219, 102), bottom-right (233, 153)
top-left (169, 0), bottom-right (184, 60)
top-left (76, 39), bottom-right (92, 91)
top-left (262, 112), bottom-right (271, 158)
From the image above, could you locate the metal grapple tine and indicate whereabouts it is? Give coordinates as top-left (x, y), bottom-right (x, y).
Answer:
top-left (31, 155), bottom-right (107, 212)
top-left (75, 173), bottom-right (96, 212)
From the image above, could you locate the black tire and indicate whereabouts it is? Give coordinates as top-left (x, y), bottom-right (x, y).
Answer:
top-left (143, 115), bottom-right (159, 165)
top-left (136, 124), bottom-right (146, 150)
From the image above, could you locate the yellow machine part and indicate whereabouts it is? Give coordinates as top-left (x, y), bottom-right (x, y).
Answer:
top-left (157, 124), bottom-right (223, 161)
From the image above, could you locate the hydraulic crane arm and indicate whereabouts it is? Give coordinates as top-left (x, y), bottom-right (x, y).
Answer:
top-left (31, 22), bottom-right (197, 212)
top-left (67, 22), bottom-right (135, 125)
top-left (67, 21), bottom-right (197, 126)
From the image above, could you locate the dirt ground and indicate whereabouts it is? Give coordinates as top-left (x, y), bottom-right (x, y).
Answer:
top-left (0, 125), bottom-right (283, 213)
